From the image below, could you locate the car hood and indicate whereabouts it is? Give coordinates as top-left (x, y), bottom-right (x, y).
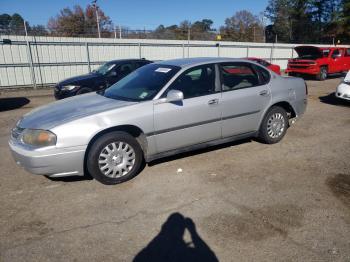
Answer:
top-left (294, 46), bottom-right (323, 59)
top-left (58, 73), bottom-right (100, 86)
top-left (19, 93), bottom-right (137, 130)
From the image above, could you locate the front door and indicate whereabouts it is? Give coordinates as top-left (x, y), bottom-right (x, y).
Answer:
top-left (153, 64), bottom-right (222, 153)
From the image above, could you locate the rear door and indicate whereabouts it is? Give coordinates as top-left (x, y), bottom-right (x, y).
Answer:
top-left (343, 48), bottom-right (350, 71)
top-left (330, 49), bottom-right (343, 73)
top-left (153, 64), bottom-right (222, 153)
top-left (219, 62), bottom-right (271, 138)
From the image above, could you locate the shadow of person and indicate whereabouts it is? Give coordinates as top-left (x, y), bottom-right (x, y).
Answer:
top-left (0, 97), bottom-right (30, 112)
top-left (133, 213), bottom-right (218, 262)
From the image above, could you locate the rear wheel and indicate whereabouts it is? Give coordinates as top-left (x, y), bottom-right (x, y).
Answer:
top-left (87, 131), bottom-right (143, 185)
top-left (258, 106), bottom-right (288, 144)
top-left (316, 66), bottom-right (327, 81)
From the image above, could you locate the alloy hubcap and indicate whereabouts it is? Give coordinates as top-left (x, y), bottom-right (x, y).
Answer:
top-left (98, 142), bottom-right (135, 178)
top-left (267, 113), bottom-right (285, 138)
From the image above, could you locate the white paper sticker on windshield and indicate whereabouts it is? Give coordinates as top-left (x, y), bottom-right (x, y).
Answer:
top-left (139, 92), bottom-right (148, 99)
top-left (155, 67), bottom-right (172, 73)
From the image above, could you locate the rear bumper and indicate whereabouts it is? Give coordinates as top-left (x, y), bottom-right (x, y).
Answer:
top-left (9, 139), bottom-right (86, 177)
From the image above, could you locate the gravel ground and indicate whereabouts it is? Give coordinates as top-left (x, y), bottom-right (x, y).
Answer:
top-left (0, 78), bottom-right (349, 262)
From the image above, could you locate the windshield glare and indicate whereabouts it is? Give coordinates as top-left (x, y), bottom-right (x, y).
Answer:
top-left (95, 62), bottom-right (116, 75)
top-left (102, 64), bottom-right (180, 101)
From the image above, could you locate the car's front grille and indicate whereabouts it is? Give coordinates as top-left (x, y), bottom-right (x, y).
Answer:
top-left (289, 65), bottom-right (309, 69)
top-left (11, 126), bottom-right (24, 140)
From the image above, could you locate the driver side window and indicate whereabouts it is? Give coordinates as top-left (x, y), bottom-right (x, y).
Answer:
top-left (166, 64), bottom-right (216, 99)
top-left (117, 63), bottom-right (134, 77)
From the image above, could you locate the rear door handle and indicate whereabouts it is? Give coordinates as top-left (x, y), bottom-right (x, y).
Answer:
top-left (259, 90), bottom-right (269, 96)
top-left (208, 99), bottom-right (219, 105)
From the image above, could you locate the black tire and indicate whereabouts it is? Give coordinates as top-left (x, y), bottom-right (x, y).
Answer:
top-left (258, 106), bottom-right (288, 144)
top-left (288, 72), bottom-right (295, 77)
top-left (87, 131), bottom-right (143, 185)
top-left (316, 66), bottom-right (327, 81)
top-left (77, 87), bottom-right (93, 95)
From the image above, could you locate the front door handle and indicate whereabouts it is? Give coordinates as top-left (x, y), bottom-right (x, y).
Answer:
top-left (208, 99), bottom-right (219, 105)
top-left (259, 90), bottom-right (269, 96)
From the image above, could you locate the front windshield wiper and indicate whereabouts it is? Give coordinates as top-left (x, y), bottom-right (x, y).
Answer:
top-left (102, 93), bottom-right (140, 102)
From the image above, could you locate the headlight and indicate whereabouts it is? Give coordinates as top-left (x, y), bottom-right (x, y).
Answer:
top-left (61, 85), bottom-right (79, 91)
top-left (21, 129), bottom-right (57, 147)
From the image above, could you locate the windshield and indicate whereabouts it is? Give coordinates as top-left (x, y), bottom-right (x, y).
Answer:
top-left (102, 63), bottom-right (181, 101)
top-left (94, 62), bottom-right (116, 75)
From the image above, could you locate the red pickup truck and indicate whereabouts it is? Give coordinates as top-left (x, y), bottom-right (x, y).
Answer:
top-left (286, 46), bottom-right (350, 80)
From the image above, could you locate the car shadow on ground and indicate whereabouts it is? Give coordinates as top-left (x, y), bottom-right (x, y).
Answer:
top-left (133, 212), bottom-right (218, 262)
top-left (0, 97), bottom-right (30, 112)
top-left (148, 138), bottom-right (252, 167)
top-left (45, 175), bottom-right (93, 183)
top-left (319, 92), bottom-right (350, 107)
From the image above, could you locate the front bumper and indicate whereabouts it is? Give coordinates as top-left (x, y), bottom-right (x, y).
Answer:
top-left (285, 67), bottom-right (319, 75)
top-left (9, 139), bottom-right (86, 177)
top-left (336, 83), bottom-right (350, 101)
top-left (54, 86), bottom-right (76, 100)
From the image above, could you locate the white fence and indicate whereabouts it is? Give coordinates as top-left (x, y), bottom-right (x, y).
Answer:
top-left (0, 35), bottom-right (346, 88)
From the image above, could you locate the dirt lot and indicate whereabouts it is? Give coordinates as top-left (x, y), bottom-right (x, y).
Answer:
top-left (0, 78), bottom-right (349, 262)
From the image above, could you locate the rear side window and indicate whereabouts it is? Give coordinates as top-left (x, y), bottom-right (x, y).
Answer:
top-left (345, 49), bottom-right (350, 57)
top-left (220, 63), bottom-right (260, 91)
top-left (253, 65), bottom-right (271, 85)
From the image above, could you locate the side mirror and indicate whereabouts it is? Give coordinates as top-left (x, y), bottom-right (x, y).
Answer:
top-left (166, 90), bottom-right (184, 102)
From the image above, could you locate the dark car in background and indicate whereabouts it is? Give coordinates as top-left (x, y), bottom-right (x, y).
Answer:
top-left (54, 59), bottom-right (152, 99)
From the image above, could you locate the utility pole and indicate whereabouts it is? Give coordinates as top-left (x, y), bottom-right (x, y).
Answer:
top-left (92, 0), bottom-right (101, 38)
top-left (119, 24), bottom-right (122, 39)
top-left (187, 25), bottom-right (191, 58)
top-left (23, 20), bottom-right (28, 37)
top-left (253, 26), bottom-right (256, 42)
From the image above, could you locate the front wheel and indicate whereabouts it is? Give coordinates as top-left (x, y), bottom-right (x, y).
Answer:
top-left (258, 106), bottom-right (288, 144)
top-left (87, 131), bottom-right (143, 185)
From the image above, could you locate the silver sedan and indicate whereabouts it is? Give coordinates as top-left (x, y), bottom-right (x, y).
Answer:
top-left (9, 58), bottom-right (307, 185)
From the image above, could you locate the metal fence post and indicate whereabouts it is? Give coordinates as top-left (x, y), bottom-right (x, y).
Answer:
top-left (270, 44), bottom-right (274, 63)
top-left (217, 43), bottom-right (220, 57)
top-left (182, 43), bottom-right (185, 58)
top-left (246, 46), bottom-right (249, 57)
top-left (86, 42), bottom-right (91, 73)
top-left (25, 40), bottom-right (36, 89)
top-left (138, 43), bottom-right (142, 59)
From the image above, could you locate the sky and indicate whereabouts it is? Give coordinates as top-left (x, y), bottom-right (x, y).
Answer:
top-left (1, 0), bottom-right (269, 29)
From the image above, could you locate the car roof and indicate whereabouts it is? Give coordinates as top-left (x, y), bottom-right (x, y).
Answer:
top-left (156, 57), bottom-right (250, 68)
top-left (108, 59), bottom-right (152, 64)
